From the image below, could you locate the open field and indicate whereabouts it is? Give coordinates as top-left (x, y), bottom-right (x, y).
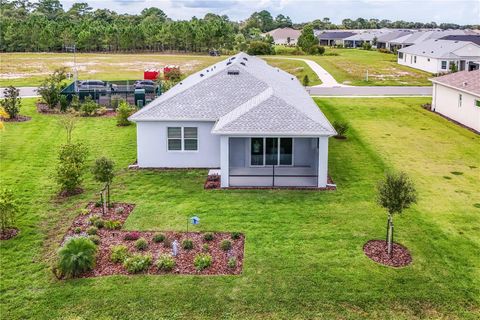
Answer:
top-left (0, 53), bottom-right (224, 87)
top-left (263, 57), bottom-right (322, 85)
top-left (1, 98), bottom-right (479, 319)
top-left (306, 48), bottom-right (432, 86)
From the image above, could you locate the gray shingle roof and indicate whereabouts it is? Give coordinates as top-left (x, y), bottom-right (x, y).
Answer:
top-left (398, 39), bottom-right (480, 58)
top-left (430, 70), bottom-right (480, 96)
top-left (129, 52), bottom-right (336, 136)
top-left (317, 31), bottom-right (357, 40)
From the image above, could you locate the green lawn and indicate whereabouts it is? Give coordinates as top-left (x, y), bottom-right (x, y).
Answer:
top-left (306, 48), bottom-right (432, 86)
top-left (262, 57), bottom-right (322, 85)
top-left (1, 98), bottom-right (479, 319)
top-left (0, 53), bottom-right (223, 87)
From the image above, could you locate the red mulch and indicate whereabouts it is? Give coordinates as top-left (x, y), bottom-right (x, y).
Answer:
top-left (363, 240), bottom-right (412, 268)
top-left (0, 228), bottom-right (19, 240)
top-left (63, 202), bottom-right (244, 277)
top-left (1, 115), bottom-right (31, 122)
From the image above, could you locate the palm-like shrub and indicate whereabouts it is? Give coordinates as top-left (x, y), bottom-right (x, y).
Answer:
top-left (332, 120), bottom-right (349, 139)
top-left (57, 236), bottom-right (97, 278)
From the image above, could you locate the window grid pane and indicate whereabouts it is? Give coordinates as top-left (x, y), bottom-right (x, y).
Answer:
top-left (184, 127), bottom-right (197, 138)
top-left (184, 139), bottom-right (197, 150)
top-left (168, 139), bottom-right (182, 150)
top-left (168, 127), bottom-right (181, 138)
top-left (279, 138), bottom-right (293, 165)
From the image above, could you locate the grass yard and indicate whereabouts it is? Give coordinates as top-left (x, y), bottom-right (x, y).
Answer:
top-left (1, 98), bottom-right (479, 319)
top-left (0, 53), bottom-right (223, 87)
top-left (306, 48), bottom-right (432, 86)
top-left (262, 57), bottom-right (322, 85)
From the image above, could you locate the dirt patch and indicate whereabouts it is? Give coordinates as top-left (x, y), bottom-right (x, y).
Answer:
top-left (363, 240), bottom-right (412, 267)
top-left (58, 188), bottom-right (84, 198)
top-left (0, 228), bottom-right (19, 240)
top-left (63, 202), bottom-right (245, 277)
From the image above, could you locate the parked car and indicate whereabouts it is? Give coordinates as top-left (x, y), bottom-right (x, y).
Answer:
top-left (209, 50), bottom-right (220, 56)
top-left (77, 80), bottom-right (117, 92)
top-left (134, 80), bottom-right (156, 92)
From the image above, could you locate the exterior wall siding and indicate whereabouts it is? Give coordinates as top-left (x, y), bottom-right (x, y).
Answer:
top-left (136, 121), bottom-right (221, 168)
top-left (432, 83), bottom-right (480, 132)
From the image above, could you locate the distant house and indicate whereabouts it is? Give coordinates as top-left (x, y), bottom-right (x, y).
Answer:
top-left (430, 70), bottom-right (480, 132)
top-left (397, 39), bottom-right (480, 73)
top-left (376, 30), bottom-right (412, 50)
top-left (343, 30), bottom-right (387, 48)
top-left (265, 27), bottom-right (301, 46)
top-left (389, 30), bottom-right (476, 51)
top-left (315, 31), bottom-right (357, 46)
top-left (128, 53), bottom-right (336, 188)
top-left (439, 35), bottom-right (480, 46)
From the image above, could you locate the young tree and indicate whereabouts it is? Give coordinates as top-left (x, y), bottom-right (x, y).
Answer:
top-left (37, 68), bottom-right (67, 109)
top-left (0, 86), bottom-right (22, 119)
top-left (377, 172), bottom-right (417, 256)
top-left (0, 188), bottom-right (18, 234)
top-left (302, 75), bottom-right (310, 87)
top-left (58, 114), bottom-right (77, 143)
top-left (56, 142), bottom-right (88, 195)
top-left (116, 100), bottom-right (134, 126)
top-left (297, 24), bottom-right (318, 53)
top-left (91, 157), bottom-right (115, 206)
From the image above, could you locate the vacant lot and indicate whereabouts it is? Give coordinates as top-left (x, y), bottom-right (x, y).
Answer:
top-left (263, 57), bottom-right (322, 85)
top-left (0, 52), bottom-right (223, 87)
top-left (0, 98), bottom-right (478, 319)
top-left (307, 48), bottom-right (432, 86)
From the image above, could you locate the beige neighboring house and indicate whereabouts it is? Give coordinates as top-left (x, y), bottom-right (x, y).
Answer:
top-left (266, 27), bottom-right (301, 45)
top-left (430, 70), bottom-right (480, 132)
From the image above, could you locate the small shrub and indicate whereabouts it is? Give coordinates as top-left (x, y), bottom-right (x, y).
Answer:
top-left (123, 254), bottom-right (152, 274)
top-left (104, 220), bottom-right (122, 230)
top-left (231, 232), bottom-right (241, 240)
top-left (156, 254), bottom-right (176, 271)
top-left (220, 240), bottom-right (232, 251)
top-left (193, 253), bottom-right (212, 271)
top-left (88, 214), bottom-right (101, 224)
top-left (153, 233), bottom-right (166, 243)
top-left (0, 86), bottom-right (22, 118)
top-left (203, 232), bottom-right (214, 241)
top-left (96, 106), bottom-right (108, 116)
top-left (86, 226), bottom-right (98, 235)
top-left (94, 201), bottom-right (102, 208)
top-left (57, 236), bottom-right (97, 278)
top-left (55, 142), bottom-right (88, 194)
top-left (115, 206), bottom-right (125, 214)
top-left (302, 74), bottom-right (310, 87)
top-left (182, 238), bottom-right (194, 250)
top-left (59, 95), bottom-right (69, 112)
top-left (124, 231), bottom-right (141, 241)
top-left (93, 218), bottom-right (105, 229)
top-left (73, 227), bottom-right (82, 234)
top-left (202, 244), bottom-right (209, 252)
top-left (80, 96), bottom-right (99, 116)
top-left (135, 237), bottom-right (148, 250)
top-left (227, 257), bottom-right (237, 268)
top-left (116, 100), bottom-right (134, 126)
top-left (163, 237), bottom-right (172, 248)
top-left (110, 245), bottom-right (130, 263)
top-left (79, 208), bottom-right (89, 215)
top-left (332, 120), bottom-right (349, 138)
top-left (88, 235), bottom-right (100, 245)
top-left (70, 95), bottom-right (81, 111)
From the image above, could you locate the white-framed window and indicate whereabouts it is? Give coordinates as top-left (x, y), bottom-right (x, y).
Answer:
top-left (414, 56), bottom-right (417, 63)
top-left (167, 127), bottom-right (198, 151)
top-left (475, 99), bottom-right (480, 108)
top-left (250, 138), bottom-right (293, 166)
top-left (398, 52), bottom-right (403, 59)
top-left (458, 94), bottom-right (462, 108)
top-left (441, 61), bottom-right (447, 69)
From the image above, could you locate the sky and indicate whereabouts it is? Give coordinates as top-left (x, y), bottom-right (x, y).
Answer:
top-left (58, 0), bottom-right (480, 25)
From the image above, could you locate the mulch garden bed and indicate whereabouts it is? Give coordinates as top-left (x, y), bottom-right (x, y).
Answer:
top-left (36, 101), bottom-right (117, 117)
top-left (63, 202), bottom-right (245, 277)
top-left (1, 115), bottom-right (31, 122)
top-left (0, 228), bottom-right (19, 240)
top-left (363, 240), bottom-right (412, 268)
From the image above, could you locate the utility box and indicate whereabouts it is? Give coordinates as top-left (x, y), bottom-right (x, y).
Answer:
top-left (134, 89), bottom-right (146, 108)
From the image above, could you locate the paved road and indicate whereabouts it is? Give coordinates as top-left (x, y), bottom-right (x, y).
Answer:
top-left (308, 86), bottom-right (432, 96)
top-left (0, 87), bottom-right (38, 98)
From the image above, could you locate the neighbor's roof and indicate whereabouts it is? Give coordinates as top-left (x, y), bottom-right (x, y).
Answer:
top-left (376, 30), bottom-right (412, 43)
top-left (343, 30), bottom-right (387, 42)
top-left (266, 27), bottom-right (301, 40)
top-left (440, 35), bottom-right (480, 45)
top-left (129, 52), bottom-right (336, 136)
top-left (390, 30), bottom-right (476, 45)
top-left (430, 70), bottom-right (480, 97)
top-left (398, 39), bottom-right (480, 58)
top-left (317, 31), bottom-right (357, 40)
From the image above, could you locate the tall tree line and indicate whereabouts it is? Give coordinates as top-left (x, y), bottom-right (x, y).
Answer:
top-left (0, 1), bottom-right (477, 53)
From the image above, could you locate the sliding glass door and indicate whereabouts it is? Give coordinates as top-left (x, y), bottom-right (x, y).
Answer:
top-left (250, 138), bottom-right (293, 166)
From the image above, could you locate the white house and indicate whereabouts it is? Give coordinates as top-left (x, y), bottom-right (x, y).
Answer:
top-left (430, 70), bottom-right (480, 132)
top-left (265, 27), bottom-right (301, 45)
top-left (129, 53), bottom-right (337, 188)
top-left (397, 39), bottom-right (480, 74)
